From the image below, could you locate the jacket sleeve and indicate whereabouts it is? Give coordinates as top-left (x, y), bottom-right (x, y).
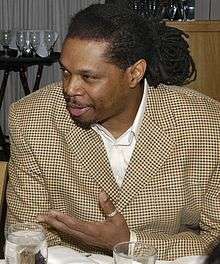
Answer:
top-left (6, 103), bottom-right (61, 247)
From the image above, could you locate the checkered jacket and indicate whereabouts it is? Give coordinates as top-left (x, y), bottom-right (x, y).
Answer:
top-left (6, 82), bottom-right (220, 260)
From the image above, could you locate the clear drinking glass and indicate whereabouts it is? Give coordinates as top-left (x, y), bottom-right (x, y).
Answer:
top-left (5, 222), bottom-right (48, 264)
top-left (113, 241), bottom-right (157, 264)
top-left (184, 0), bottom-right (195, 20)
top-left (43, 30), bottom-right (56, 56)
top-left (0, 30), bottom-right (12, 57)
top-left (29, 31), bottom-right (41, 56)
top-left (16, 31), bottom-right (28, 56)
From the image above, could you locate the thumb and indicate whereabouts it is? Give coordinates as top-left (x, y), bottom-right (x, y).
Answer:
top-left (99, 191), bottom-right (118, 218)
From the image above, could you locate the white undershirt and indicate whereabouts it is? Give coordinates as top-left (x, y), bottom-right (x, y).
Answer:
top-left (92, 81), bottom-right (148, 188)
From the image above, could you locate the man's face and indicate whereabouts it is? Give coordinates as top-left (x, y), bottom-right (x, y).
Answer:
top-left (60, 37), bottom-right (136, 130)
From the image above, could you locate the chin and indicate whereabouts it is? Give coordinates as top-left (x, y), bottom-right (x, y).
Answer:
top-left (72, 118), bottom-right (94, 130)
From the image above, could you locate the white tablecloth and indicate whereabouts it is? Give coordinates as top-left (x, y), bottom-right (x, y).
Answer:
top-left (0, 246), bottom-right (208, 264)
top-left (48, 246), bottom-right (207, 264)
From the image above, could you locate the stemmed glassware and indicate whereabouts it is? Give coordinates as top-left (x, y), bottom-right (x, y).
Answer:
top-left (183, 0), bottom-right (195, 20)
top-left (29, 31), bottom-right (41, 56)
top-left (162, 0), bottom-right (195, 20)
top-left (44, 30), bottom-right (56, 56)
top-left (16, 31), bottom-right (28, 56)
top-left (167, 1), bottom-right (178, 20)
top-left (0, 30), bottom-right (12, 57)
top-left (128, 0), bottom-right (163, 18)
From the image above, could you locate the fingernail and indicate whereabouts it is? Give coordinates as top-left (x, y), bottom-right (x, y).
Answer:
top-left (49, 209), bottom-right (58, 215)
top-left (50, 210), bottom-right (63, 218)
top-left (36, 215), bottom-right (44, 222)
top-left (99, 191), bottom-right (109, 202)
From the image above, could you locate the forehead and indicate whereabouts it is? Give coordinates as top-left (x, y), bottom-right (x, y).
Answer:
top-left (60, 37), bottom-right (111, 70)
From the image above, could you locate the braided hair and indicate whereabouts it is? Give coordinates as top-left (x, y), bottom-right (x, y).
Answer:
top-left (66, 3), bottom-right (196, 87)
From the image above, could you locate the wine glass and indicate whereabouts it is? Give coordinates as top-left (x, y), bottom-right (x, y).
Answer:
top-left (29, 31), bottom-right (41, 56)
top-left (184, 0), bottom-right (195, 20)
top-left (16, 31), bottom-right (27, 56)
top-left (167, 1), bottom-right (178, 20)
top-left (5, 222), bottom-right (48, 264)
top-left (44, 30), bottom-right (56, 56)
top-left (0, 30), bottom-right (12, 57)
top-left (113, 241), bottom-right (157, 264)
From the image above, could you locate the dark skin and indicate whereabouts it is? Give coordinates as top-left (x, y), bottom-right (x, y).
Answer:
top-left (60, 38), bottom-right (146, 138)
top-left (37, 37), bottom-right (147, 250)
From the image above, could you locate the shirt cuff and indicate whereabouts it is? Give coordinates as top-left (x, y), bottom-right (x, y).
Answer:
top-left (130, 230), bottom-right (137, 242)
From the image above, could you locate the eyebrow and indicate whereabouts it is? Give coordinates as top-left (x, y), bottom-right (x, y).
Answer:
top-left (58, 59), bottom-right (99, 76)
top-left (59, 60), bottom-right (68, 70)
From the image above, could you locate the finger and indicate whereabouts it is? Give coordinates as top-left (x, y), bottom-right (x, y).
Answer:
top-left (37, 214), bottom-right (73, 234)
top-left (47, 210), bottom-right (85, 232)
top-left (99, 191), bottom-right (118, 218)
top-left (38, 211), bottom-right (107, 246)
top-left (37, 212), bottom-right (95, 237)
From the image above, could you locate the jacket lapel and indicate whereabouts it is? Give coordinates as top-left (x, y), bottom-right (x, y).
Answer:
top-left (53, 85), bottom-right (120, 203)
top-left (62, 116), bottom-right (120, 203)
top-left (117, 87), bottom-right (177, 211)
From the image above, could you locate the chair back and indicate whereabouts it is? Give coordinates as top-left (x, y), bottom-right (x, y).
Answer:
top-left (0, 161), bottom-right (7, 259)
top-left (0, 161), bottom-right (7, 221)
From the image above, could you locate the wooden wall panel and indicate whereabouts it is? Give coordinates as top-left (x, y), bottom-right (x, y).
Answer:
top-left (167, 21), bottom-right (220, 101)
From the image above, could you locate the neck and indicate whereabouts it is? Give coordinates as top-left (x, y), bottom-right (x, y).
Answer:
top-left (102, 86), bottom-right (144, 139)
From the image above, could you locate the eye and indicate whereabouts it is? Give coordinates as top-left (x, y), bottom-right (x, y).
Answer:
top-left (60, 67), bottom-right (70, 79)
top-left (82, 74), bottom-right (97, 81)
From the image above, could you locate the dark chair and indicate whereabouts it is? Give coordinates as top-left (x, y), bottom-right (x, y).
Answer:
top-left (0, 161), bottom-right (8, 258)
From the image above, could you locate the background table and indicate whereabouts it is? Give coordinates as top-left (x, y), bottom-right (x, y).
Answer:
top-left (0, 51), bottom-right (60, 161)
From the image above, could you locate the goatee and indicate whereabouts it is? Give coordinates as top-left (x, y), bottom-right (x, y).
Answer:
top-left (72, 118), bottom-right (91, 130)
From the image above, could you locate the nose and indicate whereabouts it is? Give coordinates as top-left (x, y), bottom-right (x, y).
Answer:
top-left (63, 75), bottom-right (85, 97)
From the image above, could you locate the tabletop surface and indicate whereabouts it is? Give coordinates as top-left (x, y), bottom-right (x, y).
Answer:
top-left (0, 246), bottom-right (208, 264)
top-left (0, 51), bottom-right (60, 63)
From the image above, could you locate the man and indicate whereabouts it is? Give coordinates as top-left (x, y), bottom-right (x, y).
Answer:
top-left (6, 3), bottom-right (220, 261)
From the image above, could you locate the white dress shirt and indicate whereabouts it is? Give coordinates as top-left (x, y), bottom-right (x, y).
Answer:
top-left (92, 81), bottom-right (148, 188)
top-left (92, 81), bottom-right (148, 242)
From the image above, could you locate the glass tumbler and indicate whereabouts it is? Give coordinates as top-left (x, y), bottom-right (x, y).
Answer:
top-left (113, 241), bottom-right (157, 264)
top-left (5, 222), bottom-right (47, 264)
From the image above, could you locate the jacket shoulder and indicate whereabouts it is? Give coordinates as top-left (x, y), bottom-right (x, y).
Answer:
top-left (9, 82), bottom-right (64, 116)
top-left (148, 85), bottom-right (220, 129)
top-left (150, 85), bottom-right (220, 112)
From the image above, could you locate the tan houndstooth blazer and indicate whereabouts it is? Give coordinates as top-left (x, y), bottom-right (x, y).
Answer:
top-left (6, 82), bottom-right (220, 260)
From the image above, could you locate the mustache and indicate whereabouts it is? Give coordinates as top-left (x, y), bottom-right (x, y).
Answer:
top-left (63, 92), bottom-right (93, 108)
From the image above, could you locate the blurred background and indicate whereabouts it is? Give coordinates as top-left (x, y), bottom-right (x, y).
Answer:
top-left (0, 0), bottom-right (219, 161)
top-left (0, 0), bottom-right (104, 139)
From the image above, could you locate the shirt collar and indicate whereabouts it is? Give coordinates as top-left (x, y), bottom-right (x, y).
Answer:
top-left (131, 79), bottom-right (148, 138)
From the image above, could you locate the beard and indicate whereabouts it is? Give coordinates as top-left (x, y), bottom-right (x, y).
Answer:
top-left (71, 117), bottom-right (92, 130)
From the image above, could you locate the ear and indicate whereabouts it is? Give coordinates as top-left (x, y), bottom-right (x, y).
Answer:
top-left (127, 59), bottom-right (147, 88)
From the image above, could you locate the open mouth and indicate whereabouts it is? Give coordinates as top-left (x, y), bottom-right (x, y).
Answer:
top-left (67, 105), bottom-right (91, 117)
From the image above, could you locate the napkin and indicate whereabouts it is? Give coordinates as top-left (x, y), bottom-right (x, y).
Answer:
top-left (156, 255), bottom-right (207, 264)
top-left (48, 246), bottom-right (113, 264)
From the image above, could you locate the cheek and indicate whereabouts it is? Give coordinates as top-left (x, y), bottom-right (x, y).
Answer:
top-left (86, 79), bottom-right (127, 111)
top-left (85, 83), bottom-right (108, 106)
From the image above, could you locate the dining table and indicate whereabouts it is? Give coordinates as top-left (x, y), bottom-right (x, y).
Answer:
top-left (0, 245), bottom-right (208, 264)
top-left (0, 50), bottom-right (60, 159)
